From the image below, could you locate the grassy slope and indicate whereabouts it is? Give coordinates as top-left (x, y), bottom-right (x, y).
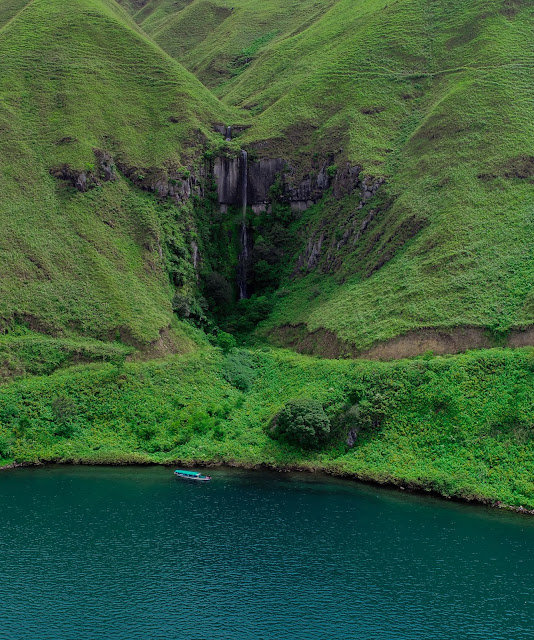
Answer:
top-left (0, 0), bottom-right (532, 512)
top-left (132, 0), bottom-right (534, 350)
top-left (1, 345), bottom-right (533, 509)
top-left (0, 0), bottom-right (236, 346)
top-left (246, 0), bottom-right (534, 349)
top-left (3, 0), bottom-right (531, 351)
top-left (129, 0), bottom-right (336, 91)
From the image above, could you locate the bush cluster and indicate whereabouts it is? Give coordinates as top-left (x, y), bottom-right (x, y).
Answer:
top-left (271, 398), bottom-right (330, 448)
top-left (209, 331), bottom-right (237, 353)
top-left (222, 349), bottom-right (257, 392)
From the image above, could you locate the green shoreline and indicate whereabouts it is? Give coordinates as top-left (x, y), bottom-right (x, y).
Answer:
top-left (2, 457), bottom-right (534, 517)
top-left (1, 346), bottom-right (533, 513)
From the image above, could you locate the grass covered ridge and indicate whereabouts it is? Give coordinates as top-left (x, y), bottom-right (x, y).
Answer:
top-left (1, 346), bottom-right (533, 510)
top-left (1, 0), bottom-right (532, 353)
top-left (0, 0), bottom-right (240, 346)
top-left (119, 0), bottom-right (534, 352)
top-left (243, 0), bottom-right (534, 349)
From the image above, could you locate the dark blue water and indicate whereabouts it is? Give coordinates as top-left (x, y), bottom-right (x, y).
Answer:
top-left (0, 466), bottom-right (533, 640)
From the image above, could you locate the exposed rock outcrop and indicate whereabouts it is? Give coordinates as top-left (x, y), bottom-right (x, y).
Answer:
top-left (213, 155), bottom-right (380, 214)
top-left (293, 173), bottom-right (386, 275)
top-left (49, 149), bottom-right (117, 192)
top-left (346, 428), bottom-right (360, 448)
top-left (294, 233), bottom-right (326, 272)
top-left (213, 154), bottom-right (246, 205)
top-left (52, 146), bottom-right (380, 219)
top-left (115, 161), bottom-right (205, 205)
top-left (50, 149), bottom-right (205, 205)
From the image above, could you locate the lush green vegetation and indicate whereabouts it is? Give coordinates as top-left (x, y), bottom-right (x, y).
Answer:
top-left (1, 345), bottom-right (533, 509)
top-left (271, 398), bottom-right (331, 448)
top-left (121, 0), bottom-right (534, 350)
top-left (2, 0), bottom-right (533, 352)
top-left (0, 328), bottom-right (133, 381)
top-left (0, 0), bottom-right (533, 512)
top-left (0, 0), bottom-right (242, 347)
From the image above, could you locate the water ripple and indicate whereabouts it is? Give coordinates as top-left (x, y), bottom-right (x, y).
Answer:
top-left (0, 467), bottom-right (533, 640)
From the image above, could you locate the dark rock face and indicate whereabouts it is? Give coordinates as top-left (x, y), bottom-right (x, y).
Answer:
top-left (332, 164), bottom-right (362, 198)
top-left (284, 164), bottom-right (331, 211)
top-left (116, 162), bottom-right (204, 205)
top-left (247, 158), bottom-right (286, 204)
top-left (346, 428), bottom-right (359, 448)
top-left (52, 147), bottom-right (380, 218)
top-left (295, 233), bottom-right (326, 272)
top-left (213, 155), bottom-right (375, 214)
top-left (93, 149), bottom-right (116, 182)
top-left (213, 155), bottom-right (246, 204)
top-left (50, 148), bottom-right (204, 204)
top-left (49, 149), bottom-right (117, 192)
top-left (293, 173), bottom-right (386, 275)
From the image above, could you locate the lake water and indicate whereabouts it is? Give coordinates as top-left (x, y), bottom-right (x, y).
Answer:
top-left (0, 466), bottom-right (533, 639)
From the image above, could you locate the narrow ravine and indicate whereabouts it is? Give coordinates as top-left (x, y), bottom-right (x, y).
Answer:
top-left (238, 149), bottom-right (249, 299)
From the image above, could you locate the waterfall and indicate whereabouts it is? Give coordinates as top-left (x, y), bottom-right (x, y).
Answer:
top-left (225, 125), bottom-right (232, 141)
top-left (238, 149), bottom-right (249, 299)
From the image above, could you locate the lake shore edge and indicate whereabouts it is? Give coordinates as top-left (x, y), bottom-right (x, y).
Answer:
top-left (2, 456), bottom-right (533, 517)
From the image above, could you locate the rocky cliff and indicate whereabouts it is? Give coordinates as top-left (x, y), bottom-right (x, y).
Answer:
top-left (213, 154), bottom-right (382, 214)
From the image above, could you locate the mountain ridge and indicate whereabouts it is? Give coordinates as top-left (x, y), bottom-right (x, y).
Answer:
top-left (0, 0), bottom-right (533, 511)
top-left (0, 0), bottom-right (532, 355)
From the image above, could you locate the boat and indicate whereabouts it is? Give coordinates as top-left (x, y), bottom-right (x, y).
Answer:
top-left (174, 469), bottom-right (211, 482)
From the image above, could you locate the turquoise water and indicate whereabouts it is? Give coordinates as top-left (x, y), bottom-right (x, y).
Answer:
top-left (1, 466), bottom-right (533, 639)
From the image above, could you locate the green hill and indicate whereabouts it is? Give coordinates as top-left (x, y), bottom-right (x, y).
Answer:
top-left (0, 0), bottom-right (237, 350)
top-left (119, 0), bottom-right (534, 355)
top-left (3, 0), bottom-right (532, 356)
top-left (0, 0), bottom-right (533, 509)
top-left (244, 0), bottom-right (534, 355)
top-left (122, 0), bottom-right (336, 90)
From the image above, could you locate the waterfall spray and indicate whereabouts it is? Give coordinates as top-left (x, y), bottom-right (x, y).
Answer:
top-left (238, 149), bottom-right (249, 299)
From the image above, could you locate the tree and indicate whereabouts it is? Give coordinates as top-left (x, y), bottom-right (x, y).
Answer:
top-left (271, 398), bottom-right (330, 448)
top-left (214, 331), bottom-right (237, 353)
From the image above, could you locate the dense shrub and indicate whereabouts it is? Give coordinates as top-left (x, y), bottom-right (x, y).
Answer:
top-left (233, 295), bottom-right (274, 333)
top-left (0, 433), bottom-right (13, 459)
top-left (271, 398), bottom-right (330, 448)
top-left (222, 349), bottom-right (257, 392)
top-left (349, 375), bottom-right (404, 431)
top-left (172, 292), bottom-right (191, 318)
top-left (51, 395), bottom-right (78, 437)
top-left (211, 331), bottom-right (237, 353)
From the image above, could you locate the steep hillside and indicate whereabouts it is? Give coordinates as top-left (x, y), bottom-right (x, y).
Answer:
top-left (2, 0), bottom-right (531, 359)
top-left (252, 0), bottom-right (534, 354)
top-left (123, 0), bottom-right (336, 90)
top-left (0, 0), bottom-right (238, 352)
top-left (116, 0), bottom-right (534, 355)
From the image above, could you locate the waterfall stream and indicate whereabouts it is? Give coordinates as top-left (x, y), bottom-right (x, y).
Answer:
top-left (238, 149), bottom-right (249, 299)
